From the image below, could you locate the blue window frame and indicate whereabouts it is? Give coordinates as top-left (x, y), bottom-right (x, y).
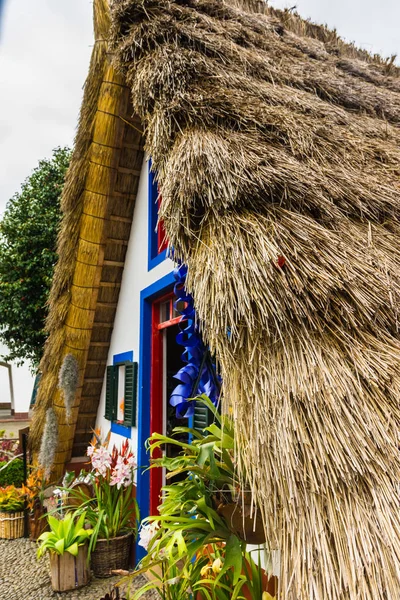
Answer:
top-left (148, 162), bottom-right (168, 270)
top-left (105, 350), bottom-right (137, 438)
top-left (136, 271), bottom-right (175, 562)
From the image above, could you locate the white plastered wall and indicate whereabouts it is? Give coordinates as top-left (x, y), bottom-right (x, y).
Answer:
top-left (95, 157), bottom-right (172, 459)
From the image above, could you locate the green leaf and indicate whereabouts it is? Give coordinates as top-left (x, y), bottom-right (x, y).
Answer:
top-left (47, 515), bottom-right (60, 535)
top-left (37, 531), bottom-right (52, 542)
top-left (66, 542), bottom-right (79, 556)
top-left (75, 512), bottom-right (86, 533)
top-left (54, 538), bottom-right (65, 554)
top-left (76, 528), bottom-right (90, 537)
top-left (206, 424), bottom-right (222, 440)
top-left (218, 535), bottom-right (243, 585)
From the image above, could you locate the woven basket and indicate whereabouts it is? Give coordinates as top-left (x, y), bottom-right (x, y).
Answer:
top-left (91, 532), bottom-right (133, 578)
top-left (0, 511), bottom-right (24, 539)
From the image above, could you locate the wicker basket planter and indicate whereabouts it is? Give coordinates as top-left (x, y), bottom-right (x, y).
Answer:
top-left (91, 532), bottom-right (133, 578)
top-left (0, 510), bottom-right (24, 539)
top-left (49, 544), bottom-right (90, 592)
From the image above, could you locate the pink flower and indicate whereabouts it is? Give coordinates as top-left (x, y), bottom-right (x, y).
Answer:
top-left (86, 440), bottom-right (136, 484)
top-left (110, 455), bottom-right (133, 489)
top-left (127, 455), bottom-right (137, 468)
top-left (90, 445), bottom-right (112, 477)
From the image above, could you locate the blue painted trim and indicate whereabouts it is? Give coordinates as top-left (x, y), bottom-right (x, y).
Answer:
top-left (136, 271), bottom-right (175, 562)
top-left (147, 161), bottom-right (167, 271)
top-left (111, 422), bottom-right (132, 438)
top-left (113, 351), bottom-right (133, 365)
top-left (148, 249), bottom-right (167, 270)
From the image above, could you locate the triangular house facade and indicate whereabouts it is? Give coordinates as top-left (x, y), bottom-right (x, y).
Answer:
top-left (31, 0), bottom-right (400, 598)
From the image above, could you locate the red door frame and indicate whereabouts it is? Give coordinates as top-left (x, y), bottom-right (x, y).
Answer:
top-left (149, 293), bottom-right (184, 515)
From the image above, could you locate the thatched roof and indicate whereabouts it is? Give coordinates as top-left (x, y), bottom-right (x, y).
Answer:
top-left (30, 0), bottom-right (144, 468)
top-left (32, 0), bottom-right (400, 596)
top-left (110, 0), bottom-right (400, 598)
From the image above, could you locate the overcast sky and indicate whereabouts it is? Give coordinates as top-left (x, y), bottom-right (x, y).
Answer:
top-left (0, 0), bottom-right (399, 217)
top-left (0, 0), bottom-right (93, 215)
top-left (270, 0), bottom-right (400, 60)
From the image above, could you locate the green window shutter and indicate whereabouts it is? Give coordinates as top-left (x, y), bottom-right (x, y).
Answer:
top-left (105, 366), bottom-right (115, 421)
top-left (123, 362), bottom-right (138, 427)
top-left (193, 401), bottom-right (214, 434)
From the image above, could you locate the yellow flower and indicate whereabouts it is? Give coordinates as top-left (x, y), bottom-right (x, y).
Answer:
top-left (262, 593), bottom-right (275, 600)
top-left (212, 557), bottom-right (223, 574)
top-left (200, 564), bottom-right (211, 577)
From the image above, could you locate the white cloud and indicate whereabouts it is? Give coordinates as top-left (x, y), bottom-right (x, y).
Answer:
top-left (0, 0), bottom-right (93, 215)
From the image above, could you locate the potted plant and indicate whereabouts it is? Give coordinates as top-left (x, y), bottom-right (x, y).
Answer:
top-left (21, 467), bottom-right (48, 540)
top-left (121, 396), bottom-right (276, 599)
top-left (37, 511), bottom-right (92, 591)
top-left (0, 485), bottom-right (25, 539)
top-left (69, 439), bottom-right (139, 578)
top-left (150, 395), bottom-right (266, 545)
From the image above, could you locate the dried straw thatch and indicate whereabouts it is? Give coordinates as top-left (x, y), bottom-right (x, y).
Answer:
top-left (30, 0), bottom-right (144, 473)
top-left (109, 0), bottom-right (400, 598)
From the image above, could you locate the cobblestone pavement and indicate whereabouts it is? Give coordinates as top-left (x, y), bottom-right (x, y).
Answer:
top-left (0, 538), bottom-right (158, 600)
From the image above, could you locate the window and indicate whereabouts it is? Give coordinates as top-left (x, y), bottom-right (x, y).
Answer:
top-left (104, 351), bottom-right (138, 428)
top-left (193, 401), bottom-right (214, 434)
top-left (157, 296), bottom-right (186, 329)
top-left (148, 162), bottom-right (168, 270)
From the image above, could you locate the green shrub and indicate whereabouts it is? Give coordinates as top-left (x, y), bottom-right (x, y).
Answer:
top-left (0, 459), bottom-right (25, 487)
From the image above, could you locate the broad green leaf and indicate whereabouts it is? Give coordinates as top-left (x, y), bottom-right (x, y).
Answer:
top-left (196, 442), bottom-right (215, 467)
top-left (218, 534), bottom-right (243, 585)
top-left (66, 542), bottom-right (79, 556)
top-left (54, 538), bottom-right (65, 554)
top-left (37, 531), bottom-right (52, 542)
top-left (76, 528), bottom-right (89, 537)
top-left (206, 424), bottom-right (222, 440)
top-left (75, 511), bottom-right (86, 533)
top-left (47, 515), bottom-right (60, 534)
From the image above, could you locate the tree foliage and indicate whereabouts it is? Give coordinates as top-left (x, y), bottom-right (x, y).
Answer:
top-left (0, 147), bottom-right (71, 367)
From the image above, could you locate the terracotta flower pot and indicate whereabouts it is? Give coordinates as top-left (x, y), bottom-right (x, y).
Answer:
top-left (195, 550), bottom-right (278, 600)
top-left (242, 570), bottom-right (278, 599)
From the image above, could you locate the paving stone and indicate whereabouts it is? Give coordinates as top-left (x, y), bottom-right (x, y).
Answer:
top-left (0, 538), bottom-right (159, 599)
